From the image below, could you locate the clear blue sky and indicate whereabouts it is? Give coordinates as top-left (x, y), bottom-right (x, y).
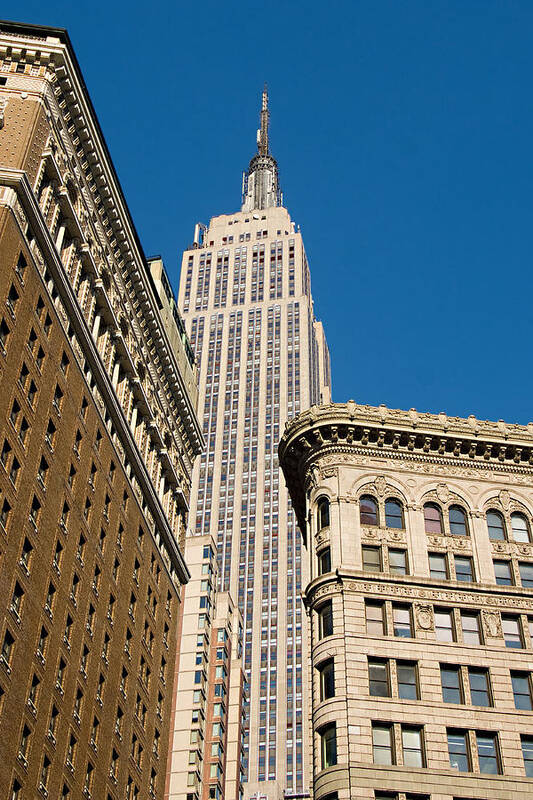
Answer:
top-left (8, 1), bottom-right (533, 424)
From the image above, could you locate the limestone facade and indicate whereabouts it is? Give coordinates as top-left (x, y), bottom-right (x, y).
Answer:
top-left (279, 402), bottom-right (533, 800)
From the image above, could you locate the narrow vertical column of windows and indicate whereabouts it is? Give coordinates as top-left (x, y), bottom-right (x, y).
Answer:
top-left (195, 314), bottom-right (224, 535)
top-left (195, 252), bottom-right (211, 311)
top-left (183, 254), bottom-right (194, 312)
top-left (276, 241), bottom-right (283, 298)
top-left (189, 317), bottom-right (205, 371)
top-left (214, 250), bottom-right (229, 308)
top-left (216, 311), bottom-right (241, 589)
top-left (239, 247), bottom-right (247, 303)
top-left (251, 244), bottom-right (265, 302)
top-left (239, 307), bottom-right (262, 780)
top-left (286, 303), bottom-right (301, 420)
top-left (302, 252), bottom-right (311, 297)
top-left (258, 305), bottom-right (281, 783)
top-left (308, 316), bottom-right (320, 405)
top-left (288, 239), bottom-right (295, 296)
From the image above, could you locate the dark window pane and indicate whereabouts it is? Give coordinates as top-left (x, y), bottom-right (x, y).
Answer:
top-left (398, 662), bottom-right (418, 700)
top-left (476, 733), bottom-right (500, 774)
top-left (319, 603), bottom-right (333, 639)
top-left (317, 498), bottom-right (330, 531)
top-left (469, 669), bottom-right (491, 707)
top-left (360, 495), bottom-right (378, 526)
top-left (385, 498), bottom-right (403, 529)
top-left (424, 503), bottom-right (442, 534)
top-left (448, 730), bottom-right (469, 772)
top-left (449, 505), bottom-right (468, 536)
top-left (318, 548), bottom-right (331, 575)
top-left (512, 672), bottom-right (532, 710)
top-left (455, 556), bottom-right (473, 582)
top-left (493, 560), bottom-right (512, 586)
top-left (522, 736), bottom-right (533, 777)
top-left (519, 562), bottom-right (533, 588)
top-left (487, 511), bottom-right (505, 540)
top-left (441, 666), bottom-right (462, 704)
top-left (369, 659), bottom-right (390, 697)
top-left (320, 660), bottom-right (335, 701)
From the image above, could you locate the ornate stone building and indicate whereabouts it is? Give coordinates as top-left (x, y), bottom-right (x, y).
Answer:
top-left (173, 89), bottom-right (331, 798)
top-left (0, 20), bottom-right (202, 800)
top-left (280, 401), bottom-right (533, 800)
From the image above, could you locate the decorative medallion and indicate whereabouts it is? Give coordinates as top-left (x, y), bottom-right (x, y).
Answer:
top-left (415, 603), bottom-right (434, 631)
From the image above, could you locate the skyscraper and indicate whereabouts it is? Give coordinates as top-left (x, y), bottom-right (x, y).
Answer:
top-left (173, 90), bottom-right (331, 798)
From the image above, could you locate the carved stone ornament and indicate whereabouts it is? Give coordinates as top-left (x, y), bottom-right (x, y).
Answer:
top-left (346, 399), bottom-right (357, 419)
top-left (483, 610), bottom-right (502, 638)
top-left (415, 603), bottom-right (434, 631)
top-left (322, 467), bottom-right (337, 479)
top-left (308, 464), bottom-right (319, 489)
top-left (436, 483), bottom-right (450, 504)
top-left (454, 538), bottom-right (468, 550)
top-left (374, 476), bottom-right (387, 498)
top-left (492, 542), bottom-right (506, 553)
top-left (499, 490), bottom-right (511, 511)
top-left (429, 536), bottom-right (444, 548)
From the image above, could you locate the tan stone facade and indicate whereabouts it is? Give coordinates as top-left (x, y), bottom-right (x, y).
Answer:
top-left (280, 402), bottom-right (533, 800)
top-left (0, 21), bottom-right (202, 800)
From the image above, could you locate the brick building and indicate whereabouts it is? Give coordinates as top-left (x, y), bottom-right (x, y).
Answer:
top-left (280, 401), bottom-right (533, 800)
top-left (0, 20), bottom-right (202, 800)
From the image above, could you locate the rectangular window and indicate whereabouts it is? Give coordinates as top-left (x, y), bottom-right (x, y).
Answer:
top-left (522, 735), bottom-right (533, 777)
top-left (441, 665), bottom-right (462, 703)
top-left (435, 608), bottom-right (455, 641)
top-left (320, 724), bottom-right (337, 769)
top-left (448, 729), bottom-right (470, 772)
top-left (392, 604), bottom-right (412, 638)
top-left (461, 612), bottom-right (481, 645)
top-left (476, 732), bottom-right (500, 774)
top-left (519, 562), bottom-right (533, 588)
top-left (454, 556), bottom-right (474, 582)
top-left (502, 615), bottom-right (523, 648)
top-left (319, 660), bottom-right (335, 701)
top-left (402, 726), bottom-right (424, 767)
top-left (362, 545), bottom-right (381, 572)
top-left (469, 668), bottom-right (491, 707)
top-left (372, 723), bottom-right (393, 765)
top-left (397, 661), bottom-right (419, 700)
top-left (389, 549), bottom-right (408, 575)
top-left (493, 560), bottom-right (513, 586)
top-left (365, 601), bottom-right (385, 636)
top-left (318, 602), bottom-right (333, 639)
top-left (511, 671), bottom-right (533, 710)
top-left (368, 659), bottom-right (390, 697)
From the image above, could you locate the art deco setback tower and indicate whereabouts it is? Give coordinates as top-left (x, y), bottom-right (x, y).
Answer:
top-left (174, 90), bottom-right (331, 799)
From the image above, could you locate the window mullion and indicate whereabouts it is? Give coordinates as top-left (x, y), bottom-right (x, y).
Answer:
top-left (468, 729), bottom-right (479, 772)
top-left (460, 666), bottom-right (471, 705)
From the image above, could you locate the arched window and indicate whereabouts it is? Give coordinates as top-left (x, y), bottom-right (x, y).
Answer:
top-left (360, 495), bottom-right (378, 527)
top-left (317, 497), bottom-right (330, 531)
top-left (385, 498), bottom-right (404, 529)
top-left (511, 512), bottom-right (531, 543)
top-left (449, 505), bottom-right (468, 536)
top-left (487, 510), bottom-right (505, 541)
top-left (424, 503), bottom-right (443, 534)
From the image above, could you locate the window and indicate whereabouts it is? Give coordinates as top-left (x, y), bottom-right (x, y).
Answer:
top-left (368, 659), bottom-right (390, 697)
top-left (435, 608), bottom-right (455, 642)
top-left (449, 505), bottom-right (468, 536)
top-left (0, 317), bottom-right (10, 350)
top-left (511, 512), bottom-right (531, 543)
top-left (493, 559), bottom-right (513, 585)
top-left (397, 661), bottom-right (418, 700)
top-left (424, 503), bottom-right (442, 534)
top-left (487, 510), bottom-right (505, 540)
top-left (317, 497), bottom-right (330, 530)
top-left (366, 601), bottom-right (385, 635)
top-left (429, 553), bottom-right (448, 580)
top-left (521, 735), bottom-right (533, 777)
top-left (319, 723), bottom-right (337, 769)
top-left (454, 556), bottom-right (474, 582)
top-left (318, 602), bottom-right (333, 639)
top-left (385, 498), bottom-right (404, 528)
top-left (512, 671), bottom-right (533, 710)
top-left (469, 669), bottom-right (491, 706)
top-left (372, 723), bottom-right (393, 765)
top-left (461, 612), bottom-right (481, 645)
top-left (402, 726), bottom-right (424, 767)
top-left (392, 604), bottom-right (412, 638)
top-left (476, 732), bottom-right (500, 774)
top-left (502, 615), bottom-right (523, 648)
top-left (441, 665), bottom-right (462, 703)
top-left (318, 548), bottom-right (331, 575)
top-left (360, 495), bottom-right (378, 526)
top-left (519, 562), bottom-right (533, 588)
top-left (389, 549), bottom-right (408, 575)
top-left (362, 545), bottom-right (381, 572)
top-left (318, 660), bottom-right (335, 700)
top-left (448, 730), bottom-right (470, 771)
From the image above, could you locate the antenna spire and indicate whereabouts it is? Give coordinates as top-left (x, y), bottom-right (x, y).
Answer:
top-left (258, 83), bottom-right (269, 155)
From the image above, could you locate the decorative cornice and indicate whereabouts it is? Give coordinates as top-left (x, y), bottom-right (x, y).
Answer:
top-left (279, 402), bottom-right (533, 535)
top-left (1, 168), bottom-right (191, 585)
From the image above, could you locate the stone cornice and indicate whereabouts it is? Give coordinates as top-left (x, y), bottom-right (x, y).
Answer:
top-left (279, 402), bottom-right (533, 535)
top-left (1, 167), bottom-right (191, 585)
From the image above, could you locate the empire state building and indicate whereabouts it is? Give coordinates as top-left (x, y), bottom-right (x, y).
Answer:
top-left (174, 89), bottom-right (331, 798)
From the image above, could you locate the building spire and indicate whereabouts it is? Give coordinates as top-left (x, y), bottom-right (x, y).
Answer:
top-left (242, 86), bottom-right (282, 212)
top-left (257, 83), bottom-right (269, 156)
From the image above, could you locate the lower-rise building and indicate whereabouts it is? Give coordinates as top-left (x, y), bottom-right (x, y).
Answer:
top-left (280, 401), bottom-right (533, 800)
